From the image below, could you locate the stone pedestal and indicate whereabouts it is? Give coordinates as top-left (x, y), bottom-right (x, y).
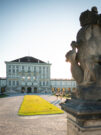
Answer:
top-left (61, 99), bottom-right (101, 135)
top-left (63, 6), bottom-right (101, 135)
top-left (67, 113), bottom-right (101, 135)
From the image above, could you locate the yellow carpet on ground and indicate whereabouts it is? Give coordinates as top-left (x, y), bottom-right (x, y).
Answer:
top-left (18, 95), bottom-right (64, 116)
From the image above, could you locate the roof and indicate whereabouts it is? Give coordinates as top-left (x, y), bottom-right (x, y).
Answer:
top-left (9, 56), bottom-right (46, 63)
top-left (51, 79), bottom-right (75, 81)
top-left (0, 77), bottom-right (6, 80)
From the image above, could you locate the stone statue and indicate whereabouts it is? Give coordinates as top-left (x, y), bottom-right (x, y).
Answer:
top-left (61, 7), bottom-right (101, 135)
top-left (66, 6), bottom-right (101, 87)
top-left (65, 41), bottom-right (84, 84)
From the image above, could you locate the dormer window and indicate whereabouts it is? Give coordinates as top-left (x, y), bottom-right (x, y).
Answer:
top-left (28, 66), bottom-right (30, 70)
top-left (22, 66), bottom-right (24, 70)
top-left (28, 58), bottom-right (30, 62)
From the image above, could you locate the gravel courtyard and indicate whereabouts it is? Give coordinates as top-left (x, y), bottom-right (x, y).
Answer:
top-left (0, 94), bottom-right (67, 135)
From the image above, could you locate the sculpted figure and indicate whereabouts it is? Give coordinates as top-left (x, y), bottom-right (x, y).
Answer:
top-left (65, 41), bottom-right (83, 84)
top-left (66, 6), bottom-right (101, 86)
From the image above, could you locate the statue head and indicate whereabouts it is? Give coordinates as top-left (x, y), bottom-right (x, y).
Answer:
top-left (65, 50), bottom-right (76, 63)
top-left (71, 41), bottom-right (78, 50)
top-left (80, 6), bottom-right (98, 27)
top-left (91, 6), bottom-right (98, 14)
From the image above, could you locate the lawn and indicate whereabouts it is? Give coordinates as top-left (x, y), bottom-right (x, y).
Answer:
top-left (0, 94), bottom-right (8, 98)
top-left (18, 95), bottom-right (64, 116)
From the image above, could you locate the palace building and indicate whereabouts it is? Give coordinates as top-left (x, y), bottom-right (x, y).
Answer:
top-left (0, 56), bottom-right (77, 94)
top-left (5, 56), bottom-right (51, 93)
top-left (51, 79), bottom-right (76, 91)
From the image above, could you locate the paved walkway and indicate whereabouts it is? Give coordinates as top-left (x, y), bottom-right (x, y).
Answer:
top-left (0, 94), bottom-right (67, 135)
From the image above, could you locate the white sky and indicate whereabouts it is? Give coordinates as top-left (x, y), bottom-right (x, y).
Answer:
top-left (0, 0), bottom-right (101, 79)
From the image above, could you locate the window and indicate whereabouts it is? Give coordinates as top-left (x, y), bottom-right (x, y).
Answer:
top-left (39, 81), bottom-right (41, 86)
top-left (34, 67), bottom-right (36, 71)
top-left (46, 67), bottom-right (49, 78)
top-left (22, 66), bottom-right (24, 70)
top-left (39, 67), bottom-right (41, 73)
top-left (16, 66), bottom-right (19, 68)
top-left (16, 66), bottom-right (19, 73)
top-left (8, 65), bottom-right (11, 74)
top-left (9, 80), bottom-right (11, 86)
top-left (41, 82), bottom-right (43, 86)
top-left (16, 81), bottom-right (19, 86)
top-left (28, 66), bottom-right (30, 70)
top-left (46, 81), bottom-right (48, 86)
top-left (13, 81), bottom-right (15, 86)
top-left (33, 67), bottom-right (36, 75)
top-left (43, 69), bottom-right (45, 74)
top-left (8, 69), bottom-right (11, 73)
top-left (8, 65), bottom-right (11, 68)
top-left (47, 67), bottom-right (48, 72)
top-left (43, 74), bottom-right (45, 79)
top-left (43, 67), bottom-right (45, 74)
top-left (28, 66), bottom-right (31, 72)
top-left (12, 65), bottom-right (15, 74)
top-left (43, 81), bottom-right (45, 86)
top-left (16, 68), bottom-right (19, 73)
top-left (13, 69), bottom-right (15, 73)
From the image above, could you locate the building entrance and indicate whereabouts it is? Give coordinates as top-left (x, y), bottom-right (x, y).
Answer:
top-left (34, 87), bottom-right (37, 93)
top-left (27, 87), bottom-right (32, 93)
top-left (21, 87), bottom-right (25, 93)
top-left (1, 87), bottom-right (5, 94)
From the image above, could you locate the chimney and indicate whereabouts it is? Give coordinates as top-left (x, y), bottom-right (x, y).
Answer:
top-left (19, 59), bottom-right (20, 62)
